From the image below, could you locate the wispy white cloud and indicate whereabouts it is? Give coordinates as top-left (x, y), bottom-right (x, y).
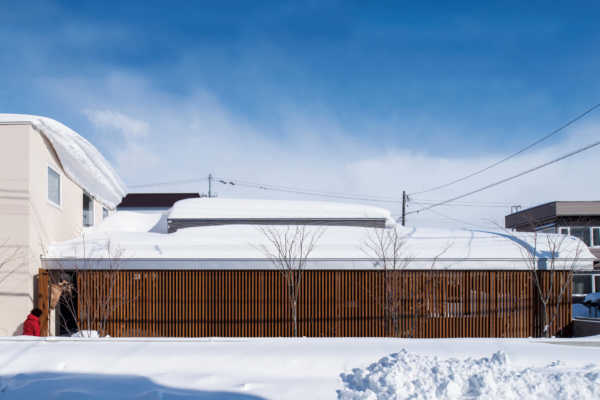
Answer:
top-left (35, 72), bottom-right (600, 230)
top-left (84, 109), bottom-right (149, 138)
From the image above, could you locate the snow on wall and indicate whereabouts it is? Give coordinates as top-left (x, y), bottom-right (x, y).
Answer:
top-left (169, 197), bottom-right (394, 223)
top-left (0, 114), bottom-right (127, 208)
top-left (44, 211), bottom-right (596, 270)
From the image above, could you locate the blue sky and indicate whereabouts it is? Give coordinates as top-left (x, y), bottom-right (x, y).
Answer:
top-left (2, 1), bottom-right (600, 226)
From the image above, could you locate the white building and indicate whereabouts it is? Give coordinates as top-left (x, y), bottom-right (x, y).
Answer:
top-left (0, 114), bottom-right (126, 336)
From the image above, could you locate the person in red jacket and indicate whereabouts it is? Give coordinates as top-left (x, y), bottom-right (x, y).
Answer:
top-left (22, 308), bottom-right (42, 336)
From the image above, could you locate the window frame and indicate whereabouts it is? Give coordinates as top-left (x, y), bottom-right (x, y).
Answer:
top-left (47, 165), bottom-right (62, 208)
top-left (558, 226), bottom-right (600, 247)
top-left (83, 192), bottom-right (94, 227)
top-left (573, 274), bottom-right (593, 295)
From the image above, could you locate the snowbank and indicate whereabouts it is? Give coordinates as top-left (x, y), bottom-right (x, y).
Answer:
top-left (0, 114), bottom-right (127, 208)
top-left (0, 337), bottom-right (599, 400)
top-left (338, 350), bottom-right (600, 399)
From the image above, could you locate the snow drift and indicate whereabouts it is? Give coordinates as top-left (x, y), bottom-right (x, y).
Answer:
top-left (338, 349), bottom-right (600, 400)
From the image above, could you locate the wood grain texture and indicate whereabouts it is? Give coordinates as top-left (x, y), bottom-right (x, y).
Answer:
top-left (38, 269), bottom-right (572, 338)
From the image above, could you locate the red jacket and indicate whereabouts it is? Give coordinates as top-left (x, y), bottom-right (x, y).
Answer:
top-left (23, 314), bottom-right (40, 336)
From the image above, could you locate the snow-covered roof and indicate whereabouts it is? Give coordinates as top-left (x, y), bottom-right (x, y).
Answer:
top-left (168, 198), bottom-right (394, 224)
top-left (44, 211), bottom-right (596, 270)
top-left (0, 114), bottom-right (127, 208)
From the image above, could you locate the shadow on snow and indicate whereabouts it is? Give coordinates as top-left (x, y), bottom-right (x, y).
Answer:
top-left (0, 371), bottom-right (267, 400)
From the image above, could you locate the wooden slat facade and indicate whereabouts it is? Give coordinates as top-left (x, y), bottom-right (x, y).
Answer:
top-left (42, 269), bottom-right (572, 338)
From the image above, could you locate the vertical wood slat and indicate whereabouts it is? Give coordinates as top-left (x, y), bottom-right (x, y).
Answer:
top-left (37, 269), bottom-right (50, 336)
top-left (59, 269), bottom-right (572, 339)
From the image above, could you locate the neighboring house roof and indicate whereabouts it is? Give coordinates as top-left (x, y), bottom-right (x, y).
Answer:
top-left (0, 114), bottom-right (127, 208)
top-left (118, 193), bottom-right (201, 209)
top-left (168, 198), bottom-right (394, 228)
top-left (506, 201), bottom-right (600, 228)
top-left (44, 209), bottom-right (596, 270)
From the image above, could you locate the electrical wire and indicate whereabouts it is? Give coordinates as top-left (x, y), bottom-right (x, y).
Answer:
top-left (214, 176), bottom-right (407, 202)
top-left (407, 138), bottom-right (600, 215)
top-left (410, 102), bottom-right (600, 196)
top-left (410, 201), bottom-right (510, 208)
top-left (213, 176), bottom-right (407, 203)
top-left (129, 177), bottom-right (208, 189)
top-left (216, 177), bottom-right (519, 208)
top-left (418, 208), bottom-right (498, 229)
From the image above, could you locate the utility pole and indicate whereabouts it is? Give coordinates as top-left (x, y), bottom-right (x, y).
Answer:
top-left (208, 173), bottom-right (213, 198)
top-left (401, 190), bottom-right (406, 226)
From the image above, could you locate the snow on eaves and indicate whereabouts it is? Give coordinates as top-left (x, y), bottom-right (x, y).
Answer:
top-left (0, 114), bottom-right (127, 208)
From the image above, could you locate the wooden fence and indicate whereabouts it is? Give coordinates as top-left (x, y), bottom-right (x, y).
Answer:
top-left (38, 269), bottom-right (572, 338)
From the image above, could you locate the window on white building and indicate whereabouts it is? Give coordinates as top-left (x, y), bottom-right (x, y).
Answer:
top-left (103, 207), bottom-right (109, 219)
top-left (83, 193), bottom-right (94, 227)
top-left (48, 166), bottom-right (61, 206)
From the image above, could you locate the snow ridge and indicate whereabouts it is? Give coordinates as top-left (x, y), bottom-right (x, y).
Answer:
top-left (338, 349), bottom-right (600, 399)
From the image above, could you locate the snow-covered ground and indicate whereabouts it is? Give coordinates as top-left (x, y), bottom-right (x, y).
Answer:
top-left (1, 337), bottom-right (599, 399)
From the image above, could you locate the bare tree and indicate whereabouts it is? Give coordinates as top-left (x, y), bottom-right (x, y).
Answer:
top-left (362, 227), bottom-right (452, 337)
top-left (49, 236), bottom-right (132, 337)
top-left (501, 218), bottom-right (587, 338)
top-left (257, 225), bottom-right (325, 337)
top-left (362, 227), bottom-right (410, 336)
top-left (520, 230), bottom-right (584, 337)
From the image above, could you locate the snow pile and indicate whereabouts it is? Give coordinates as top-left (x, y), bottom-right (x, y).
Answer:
top-left (338, 349), bottom-right (600, 400)
top-left (169, 197), bottom-right (395, 224)
top-left (70, 330), bottom-right (102, 338)
top-left (0, 114), bottom-right (127, 208)
top-left (93, 211), bottom-right (166, 233)
top-left (1, 337), bottom-right (600, 400)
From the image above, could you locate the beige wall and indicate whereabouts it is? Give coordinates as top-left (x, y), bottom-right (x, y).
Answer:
top-left (0, 123), bottom-right (114, 336)
top-left (0, 124), bottom-right (32, 335)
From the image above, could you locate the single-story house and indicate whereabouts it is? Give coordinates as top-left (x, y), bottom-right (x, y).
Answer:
top-left (40, 198), bottom-right (595, 338)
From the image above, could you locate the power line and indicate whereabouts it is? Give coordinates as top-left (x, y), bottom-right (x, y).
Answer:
top-left (410, 201), bottom-right (510, 209)
top-left (214, 176), bottom-right (407, 204)
top-left (413, 198), bottom-right (512, 206)
top-left (407, 138), bottom-right (600, 215)
top-left (129, 174), bottom-right (513, 209)
top-left (215, 176), bottom-right (511, 208)
top-left (129, 177), bottom-right (208, 189)
top-left (214, 176), bottom-right (407, 202)
top-left (410, 102), bottom-right (600, 196)
top-left (419, 207), bottom-right (497, 229)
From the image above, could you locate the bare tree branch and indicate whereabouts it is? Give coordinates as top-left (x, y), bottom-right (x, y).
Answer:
top-left (498, 217), bottom-right (585, 337)
top-left (256, 225), bottom-right (324, 337)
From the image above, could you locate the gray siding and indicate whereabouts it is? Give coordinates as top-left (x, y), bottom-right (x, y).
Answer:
top-left (168, 218), bottom-right (387, 232)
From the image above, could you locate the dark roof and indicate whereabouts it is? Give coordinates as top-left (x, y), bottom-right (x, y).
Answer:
top-left (118, 193), bottom-right (201, 208)
top-left (505, 201), bottom-right (600, 229)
